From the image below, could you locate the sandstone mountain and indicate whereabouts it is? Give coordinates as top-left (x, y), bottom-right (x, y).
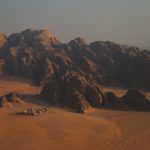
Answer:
top-left (0, 29), bottom-right (149, 90)
top-left (0, 29), bottom-right (150, 112)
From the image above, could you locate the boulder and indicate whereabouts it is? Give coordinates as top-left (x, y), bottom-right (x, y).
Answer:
top-left (0, 96), bottom-right (8, 107)
top-left (104, 92), bottom-right (123, 109)
top-left (122, 89), bottom-right (147, 110)
top-left (62, 88), bottom-right (90, 113)
top-left (0, 92), bottom-right (22, 107)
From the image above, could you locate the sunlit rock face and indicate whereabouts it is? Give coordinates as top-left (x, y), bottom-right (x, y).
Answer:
top-left (7, 29), bottom-right (60, 50)
top-left (0, 33), bottom-right (7, 48)
top-left (21, 29), bottom-right (60, 50)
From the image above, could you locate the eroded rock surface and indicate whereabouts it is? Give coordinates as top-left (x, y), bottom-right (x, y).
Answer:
top-left (40, 72), bottom-right (103, 112)
top-left (0, 29), bottom-right (150, 90)
top-left (0, 29), bottom-right (150, 112)
top-left (0, 92), bottom-right (22, 107)
top-left (122, 89), bottom-right (148, 110)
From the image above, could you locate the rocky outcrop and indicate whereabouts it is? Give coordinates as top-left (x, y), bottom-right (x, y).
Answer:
top-left (40, 80), bottom-right (150, 111)
top-left (102, 89), bottom-right (150, 111)
top-left (86, 84), bottom-right (103, 108)
top-left (103, 92), bottom-right (123, 109)
top-left (22, 29), bottom-right (60, 50)
top-left (122, 89), bottom-right (148, 110)
top-left (62, 88), bottom-right (90, 113)
top-left (40, 80), bottom-right (60, 104)
top-left (0, 29), bottom-right (150, 90)
top-left (0, 92), bottom-right (22, 107)
top-left (40, 72), bottom-right (104, 112)
top-left (0, 33), bottom-right (7, 48)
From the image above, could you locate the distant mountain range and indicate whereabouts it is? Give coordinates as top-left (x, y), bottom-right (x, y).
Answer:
top-left (0, 29), bottom-right (150, 91)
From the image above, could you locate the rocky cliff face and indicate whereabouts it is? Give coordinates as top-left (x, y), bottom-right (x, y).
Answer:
top-left (40, 71), bottom-right (103, 112)
top-left (0, 29), bottom-right (150, 90)
top-left (0, 29), bottom-right (150, 112)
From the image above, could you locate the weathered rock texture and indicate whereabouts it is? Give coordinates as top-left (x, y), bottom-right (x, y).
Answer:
top-left (103, 89), bottom-right (150, 111)
top-left (0, 29), bottom-right (150, 90)
top-left (122, 89), bottom-right (148, 110)
top-left (40, 71), bottom-right (103, 112)
top-left (0, 92), bottom-right (22, 107)
top-left (0, 29), bottom-right (150, 111)
top-left (103, 92), bottom-right (123, 109)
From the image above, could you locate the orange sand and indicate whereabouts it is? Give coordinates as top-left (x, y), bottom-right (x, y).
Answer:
top-left (0, 78), bottom-right (150, 150)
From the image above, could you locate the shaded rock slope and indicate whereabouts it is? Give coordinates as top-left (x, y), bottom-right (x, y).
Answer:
top-left (0, 29), bottom-right (150, 90)
top-left (0, 29), bottom-right (150, 112)
top-left (40, 71), bottom-right (103, 112)
top-left (0, 92), bottom-right (22, 107)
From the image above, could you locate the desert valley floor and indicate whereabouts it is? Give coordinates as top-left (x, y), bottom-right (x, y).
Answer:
top-left (0, 78), bottom-right (150, 150)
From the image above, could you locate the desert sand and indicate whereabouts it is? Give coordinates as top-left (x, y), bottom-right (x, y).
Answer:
top-left (0, 78), bottom-right (150, 150)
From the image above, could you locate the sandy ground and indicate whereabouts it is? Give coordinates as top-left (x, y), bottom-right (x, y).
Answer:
top-left (0, 78), bottom-right (150, 150)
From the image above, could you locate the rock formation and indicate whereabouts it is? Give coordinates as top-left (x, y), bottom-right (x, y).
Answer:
top-left (0, 29), bottom-right (150, 111)
top-left (103, 92), bottom-right (122, 109)
top-left (0, 29), bottom-right (150, 90)
top-left (0, 33), bottom-right (7, 48)
top-left (40, 71), bottom-right (103, 112)
top-left (0, 92), bottom-right (22, 107)
top-left (103, 89), bottom-right (150, 111)
top-left (122, 89), bottom-right (148, 110)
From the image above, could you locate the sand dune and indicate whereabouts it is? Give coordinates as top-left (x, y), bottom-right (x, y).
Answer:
top-left (88, 109), bottom-right (150, 150)
top-left (0, 107), bottom-right (121, 150)
top-left (0, 79), bottom-right (150, 150)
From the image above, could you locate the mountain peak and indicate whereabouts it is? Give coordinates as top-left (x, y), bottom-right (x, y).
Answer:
top-left (22, 28), bottom-right (60, 46)
top-left (0, 33), bottom-right (7, 48)
top-left (7, 28), bottom-right (60, 48)
top-left (74, 37), bottom-right (88, 45)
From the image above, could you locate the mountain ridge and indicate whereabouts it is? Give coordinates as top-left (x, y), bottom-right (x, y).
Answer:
top-left (0, 29), bottom-right (150, 91)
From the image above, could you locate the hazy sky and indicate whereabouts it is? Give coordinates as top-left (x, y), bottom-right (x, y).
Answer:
top-left (0, 0), bottom-right (150, 47)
